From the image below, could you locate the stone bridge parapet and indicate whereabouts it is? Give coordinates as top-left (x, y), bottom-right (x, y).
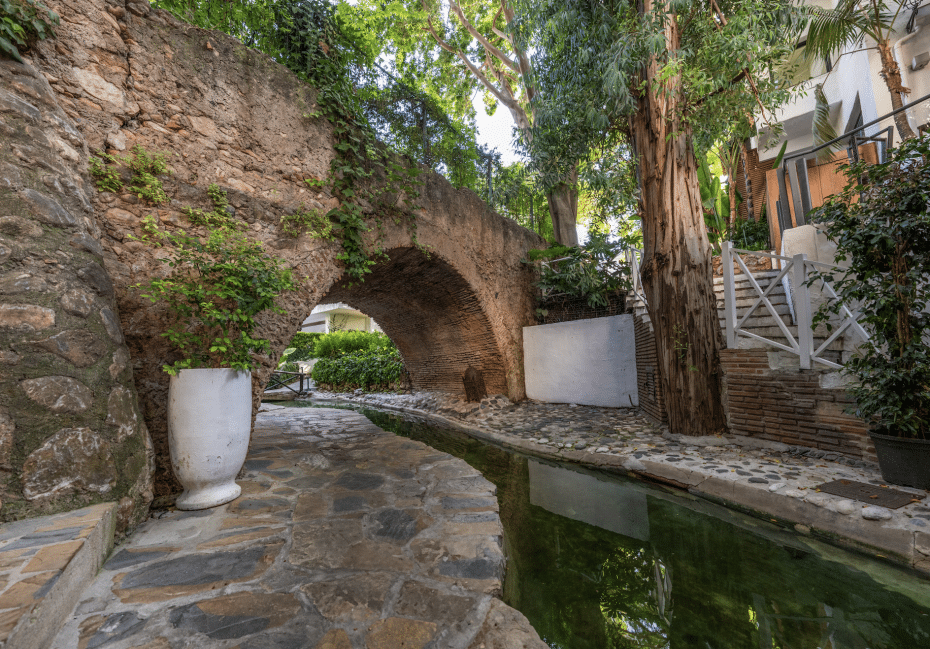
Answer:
top-left (0, 0), bottom-right (542, 513)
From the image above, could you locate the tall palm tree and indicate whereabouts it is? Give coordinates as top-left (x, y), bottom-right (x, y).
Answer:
top-left (802, 0), bottom-right (917, 140)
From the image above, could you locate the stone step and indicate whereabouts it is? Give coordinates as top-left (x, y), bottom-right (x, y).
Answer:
top-left (0, 503), bottom-right (117, 649)
top-left (718, 302), bottom-right (792, 318)
top-left (712, 269), bottom-right (782, 285)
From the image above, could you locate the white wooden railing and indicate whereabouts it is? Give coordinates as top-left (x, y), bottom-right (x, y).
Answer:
top-left (721, 241), bottom-right (869, 369)
top-left (621, 247), bottom-right (647, 307)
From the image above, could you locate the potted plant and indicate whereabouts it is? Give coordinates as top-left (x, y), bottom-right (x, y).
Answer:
top-left (810, 134), bottom-right (930, 489)
top-left (138, 220), bottom-right (296, 509)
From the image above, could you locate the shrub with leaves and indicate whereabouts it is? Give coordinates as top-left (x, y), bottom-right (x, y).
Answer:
top-left (1, 0), bottom-right (58, 63)
top-left (276, 332), bottom-right (325, 370)
top-left (311, 347), bottom-right (406, 391)
top-left (528, 233), bottom-right (630, 309)
top-left (313, 330), bottom-right (394, 358)
top-left (809, 134), bottom-right (930, 440)
top-left (137, 226), bottom-right (296, 374)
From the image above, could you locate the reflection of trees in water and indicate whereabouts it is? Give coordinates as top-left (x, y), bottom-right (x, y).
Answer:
top-left (360, 408), bottom-right (930, 649)
top-left (601, 550), bottom-right (671, 649)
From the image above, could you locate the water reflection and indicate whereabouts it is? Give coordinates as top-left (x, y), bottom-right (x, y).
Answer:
top-left (311, 404), bottom-right (930, 648)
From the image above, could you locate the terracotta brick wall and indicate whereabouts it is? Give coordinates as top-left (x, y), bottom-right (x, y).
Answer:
top-left (633, 316), bottom-right (667, 425)
top-left (720, 349), bottom-right (875, 462)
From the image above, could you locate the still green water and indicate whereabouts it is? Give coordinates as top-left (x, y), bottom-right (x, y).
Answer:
top-left (298, 402), bottom-right (930, 648)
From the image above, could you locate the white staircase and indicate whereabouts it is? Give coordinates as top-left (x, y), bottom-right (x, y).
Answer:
top-left (628, 269), bottom-right (847, 365)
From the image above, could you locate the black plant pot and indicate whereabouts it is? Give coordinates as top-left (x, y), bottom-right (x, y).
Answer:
top-left (868, 432), bottom-right (930, 490)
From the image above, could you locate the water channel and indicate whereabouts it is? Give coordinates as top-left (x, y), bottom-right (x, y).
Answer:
top-left (293, 401), bottom-right (930, 648)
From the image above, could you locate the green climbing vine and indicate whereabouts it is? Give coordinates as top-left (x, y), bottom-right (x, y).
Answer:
top-left (308, 92), bottom-right (427, 283)
top-left (89, 146), bottom-right (172, 205)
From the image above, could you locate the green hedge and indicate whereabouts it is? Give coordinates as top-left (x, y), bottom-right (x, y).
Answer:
top-left (313, 330), bottom-right (394, 358)
top-left (311, 347), bottom-right (406, 390)
top-left (291, 332), bottom-right (324, 358)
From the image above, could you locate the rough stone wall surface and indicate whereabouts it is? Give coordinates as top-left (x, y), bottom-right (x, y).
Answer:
top-left (16, 0), bottom-right (542, 496)
top-left (720, 349), bottom-right (875, 462)
top-left (0, 56), bottom-right (153, 529)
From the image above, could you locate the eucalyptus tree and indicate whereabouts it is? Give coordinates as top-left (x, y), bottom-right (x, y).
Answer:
top-left (517, 0), bottom-right (797, 435)
top-left (802, 0), bottom-right (918, 140)
top-left (415, 0), bottom-right (580, 245)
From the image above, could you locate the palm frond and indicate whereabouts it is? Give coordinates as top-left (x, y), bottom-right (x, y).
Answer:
top-left (800, 0), bottom-right (880, 62)
top-left (812, 83), bottom-right (839, 162)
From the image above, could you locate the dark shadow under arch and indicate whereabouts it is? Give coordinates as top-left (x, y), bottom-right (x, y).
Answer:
top-left (322, 246), bottom-right (507, 396)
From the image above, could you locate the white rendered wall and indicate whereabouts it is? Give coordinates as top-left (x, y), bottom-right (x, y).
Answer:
top-left (523, 314), bottom-right (638, 408)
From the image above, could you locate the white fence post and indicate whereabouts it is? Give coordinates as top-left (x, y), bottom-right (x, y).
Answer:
top-left (793, 254), bottom-right (812, 370)
top-left (721, 241), bottom-right (737, 349)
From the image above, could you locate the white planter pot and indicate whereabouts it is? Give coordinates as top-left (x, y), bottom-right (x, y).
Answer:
top-left (168, 368), bottom-right (252, 510)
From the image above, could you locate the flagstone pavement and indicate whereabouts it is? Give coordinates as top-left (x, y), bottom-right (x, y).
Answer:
top-left (48, 407), bottom-right (545, 649)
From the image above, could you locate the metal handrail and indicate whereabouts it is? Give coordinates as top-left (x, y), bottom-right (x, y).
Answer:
top-left (774, 93), bottom-right (930, 238)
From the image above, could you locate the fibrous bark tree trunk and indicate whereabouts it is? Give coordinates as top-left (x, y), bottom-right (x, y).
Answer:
top-left (877, 41), bottom-right (917, 141)
top-left (632, 5), bottom-right (728, 436)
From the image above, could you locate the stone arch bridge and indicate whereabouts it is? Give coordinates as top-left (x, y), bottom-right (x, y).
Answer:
top-left (0, 0), bottom-right (543, 517)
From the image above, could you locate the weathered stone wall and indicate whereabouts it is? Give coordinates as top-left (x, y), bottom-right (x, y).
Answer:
top-left (6, 0), bottom-right (542, 499)
top-left (0, 57), bottom-right (152, 529)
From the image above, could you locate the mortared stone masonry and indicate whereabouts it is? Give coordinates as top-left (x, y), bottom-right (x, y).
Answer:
top-left (1, 0), bottom-right (543, 518)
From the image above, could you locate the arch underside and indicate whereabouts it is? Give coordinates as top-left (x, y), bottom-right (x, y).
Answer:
top-left (323, 247), bottom-right (507, 396)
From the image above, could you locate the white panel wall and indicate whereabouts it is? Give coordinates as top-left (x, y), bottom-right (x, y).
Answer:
top-left (523, 314), bottom-right (638, 408)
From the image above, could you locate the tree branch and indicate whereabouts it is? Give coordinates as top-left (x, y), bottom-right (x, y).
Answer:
top-left (449, 1), bottom-right (520, 74)
top-left (423, 14), bottom-right (523, 119)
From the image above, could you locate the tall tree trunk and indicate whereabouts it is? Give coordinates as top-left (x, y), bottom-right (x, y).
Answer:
top-left (546, 167), bottom-right (579, 246)
top-left (633, 7), bottom-right (728, 436)
top-left (877, 41), bottom-right (917, 141)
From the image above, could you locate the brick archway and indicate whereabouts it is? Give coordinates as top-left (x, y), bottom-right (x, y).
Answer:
top-left (324, 246), bottom-right (508, 395)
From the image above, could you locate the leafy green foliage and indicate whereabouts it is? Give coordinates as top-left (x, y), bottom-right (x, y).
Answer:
top-left (90, 146), bottom-right (171, 204)
top-left (529, 233), bottom-right (631, 309)
top-left (311, 346), bottom-right (406, 391)
top-left (0, 0), bottom-right (58, 63)
top-left (728, 216), bottom-right (771, 252)
top-left (89, 153), bottom-right (123, 193)
top-left (809, 134), bottom-right (930, 440)
top-left (185, 183), bottom-right (242, 230)
top-left (313, 330), bottom-right (394, 359)
top-left (136, 225), bottom-right (296, 374)
top-left (290, 332), bottom-right (324, 358)
top-left (281, 207), bottom-right (334, 238)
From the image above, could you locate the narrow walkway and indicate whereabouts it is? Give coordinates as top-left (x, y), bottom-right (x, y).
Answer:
top-left (49, 408), bottom-right (544, 649)
top-left (314, 391), bottom-right (930, 574)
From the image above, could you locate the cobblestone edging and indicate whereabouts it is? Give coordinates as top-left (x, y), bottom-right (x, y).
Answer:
top-left (313, 390), bottom-right (930, 575)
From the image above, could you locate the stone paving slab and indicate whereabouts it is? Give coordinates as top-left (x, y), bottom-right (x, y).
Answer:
top-left (0, 502), bottom-right (117, 649)
top-left (51, 408), bottom-right (545, 649)
top-left (314, 391), bottom-right (930, 575)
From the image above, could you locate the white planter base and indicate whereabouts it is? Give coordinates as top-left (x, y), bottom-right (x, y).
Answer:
top-left (175, 482), bottom-right (242, 511)
top-left (168, 368), bottom-right (252, 510)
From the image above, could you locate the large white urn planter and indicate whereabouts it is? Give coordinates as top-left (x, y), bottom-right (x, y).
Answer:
top-left (168, 368), bottom-right (252, 510)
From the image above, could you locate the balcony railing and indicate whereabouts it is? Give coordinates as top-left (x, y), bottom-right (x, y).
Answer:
top-left (772, 92), bottom-right (930, 242)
